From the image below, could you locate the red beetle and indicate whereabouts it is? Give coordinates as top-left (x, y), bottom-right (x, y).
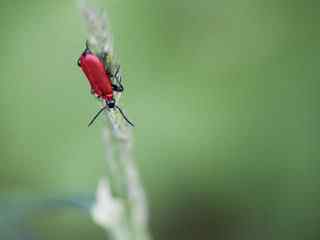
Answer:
top-left (77, 41), bottom-right (134, 127)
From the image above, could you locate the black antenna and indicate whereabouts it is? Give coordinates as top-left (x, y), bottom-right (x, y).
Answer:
top-left (88, 106), bottom-right (107, 127)
top-left (115, 105), bottom-right (135, 127)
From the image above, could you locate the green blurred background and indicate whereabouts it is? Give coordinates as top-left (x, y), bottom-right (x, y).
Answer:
top-left (0, 0), bottom-right (319, 239)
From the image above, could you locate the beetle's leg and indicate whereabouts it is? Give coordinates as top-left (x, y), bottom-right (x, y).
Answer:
top-left (105, 65), bottom-right (112, 77)
top-left (113, 65), bottom-right (123, 85)
top-left (101, 51), bottom-right (111, 66)
top-left (101, 51), bottom-right (108, 63)
top-left (112, 83), bottom-right (124, 92)
top-left (114, 64), bottom-right (120, 75)
top-left (114, 65), bottom-right (121, 81)
top-left (100, 51), bottom-right (113, 75)
top-left (110, 64), bottom-right (124, 92)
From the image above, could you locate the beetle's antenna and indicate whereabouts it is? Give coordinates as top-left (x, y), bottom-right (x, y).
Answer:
top-left (88, 106), bottom-right (107, 127)
top-left (115, 105), bottom-right (134, 127)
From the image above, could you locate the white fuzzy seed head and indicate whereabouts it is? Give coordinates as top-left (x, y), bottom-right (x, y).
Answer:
top-left (91, 178), bottom-right (124, 229)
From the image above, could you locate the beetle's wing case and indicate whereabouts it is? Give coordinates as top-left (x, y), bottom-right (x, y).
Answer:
top-left (79, 54), bottom-right (114, 99)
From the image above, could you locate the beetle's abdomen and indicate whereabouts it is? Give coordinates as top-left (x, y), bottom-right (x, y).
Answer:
top-left (79, 53), bottom-right (113, 100)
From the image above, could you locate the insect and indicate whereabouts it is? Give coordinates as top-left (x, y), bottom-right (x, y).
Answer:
top-left (77, 41), bottom-right (134, 127)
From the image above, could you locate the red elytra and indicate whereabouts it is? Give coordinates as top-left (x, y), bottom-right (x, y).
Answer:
top-left (77, 42), bottom-right (134, 127)
top-left (79, 52), bottom-right (114, 102)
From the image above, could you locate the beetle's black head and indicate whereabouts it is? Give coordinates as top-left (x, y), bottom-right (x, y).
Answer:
top-left (106, 99), bottom-right (115, 109)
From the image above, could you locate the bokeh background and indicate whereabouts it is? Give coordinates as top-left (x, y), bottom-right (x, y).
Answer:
top-left (0, 0), bottom-right (319, 239)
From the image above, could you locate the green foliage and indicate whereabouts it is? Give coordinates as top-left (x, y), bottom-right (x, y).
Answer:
top-left (0, 0), bottom-right (319, 239)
